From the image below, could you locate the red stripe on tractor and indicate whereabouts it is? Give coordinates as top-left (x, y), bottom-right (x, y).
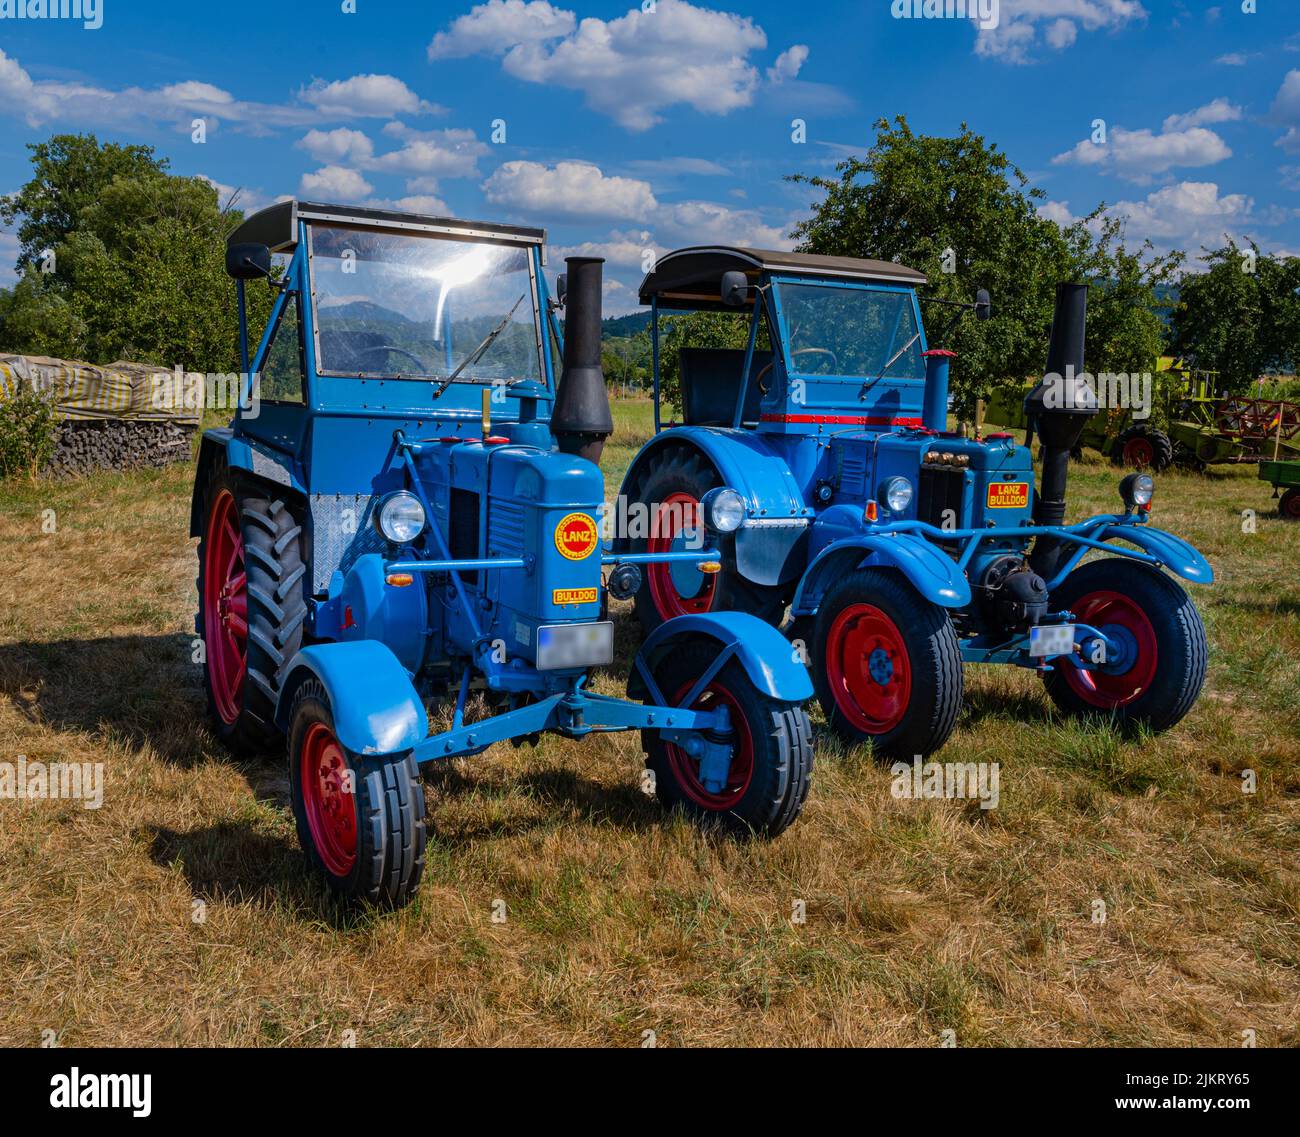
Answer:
top-left (761, 413), bottom-right (924, 427)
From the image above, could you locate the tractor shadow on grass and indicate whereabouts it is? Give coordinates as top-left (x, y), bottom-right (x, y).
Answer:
top-left (146, 823), bottom-right (394, 929)
top-left (0, 632), bottom-right (220, 767)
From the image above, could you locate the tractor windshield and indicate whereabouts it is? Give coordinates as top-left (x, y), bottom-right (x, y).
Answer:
top-left (308, 224), bottom-right (543, 383)
top-left (777, 282), bottom-right (925, 381)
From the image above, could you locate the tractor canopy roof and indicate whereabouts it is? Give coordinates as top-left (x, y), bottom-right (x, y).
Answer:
top-left (639, 246), bottom-right (927, 310)
top-left (226, 200), bottom-right (547, 255)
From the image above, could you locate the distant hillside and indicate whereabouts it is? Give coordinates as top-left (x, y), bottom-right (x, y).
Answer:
top-left (602, 311), bottom-right (651, 339)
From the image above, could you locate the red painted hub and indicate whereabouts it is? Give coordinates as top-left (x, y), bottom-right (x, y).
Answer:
top-left (1064, 589), bottom-right (1158, 709)
top-left (300, 721), bottom-right (358, 876)
top-left (664, 680), bottom-right (754, 810)
top-left (1282, 490), bottom-right (1300, 520)
top-left (825, 603), bottom-right (912, 734)
top-left (1122, 436), bottom-right (1155, 467)
top-left (647, 491), bottom-right (716, 619)
top-left (203, 489), bottom-right (248, 725)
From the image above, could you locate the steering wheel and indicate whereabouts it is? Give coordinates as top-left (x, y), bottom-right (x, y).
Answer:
top-left (754, 347), bottom-right (840, 393)
top-left (354, 344), bottom-right (430, 372)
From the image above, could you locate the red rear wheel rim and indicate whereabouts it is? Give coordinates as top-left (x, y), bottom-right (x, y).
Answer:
top-left (203, 489), bottom-right (248, 725)
top-left (647, 491), bottom-right (716, 619)
top-left (664, 680), bottom-right (754, 810)
top-left (1123, 437), bottom-right (1155, 467)
top-left (825, 603), bottom-right (912, 734)
top-left (300, 722), bottom-right (358, 876)
top-left (1283, 491), bottom-right (1300, 519)
top-left (1063, 589), bottom-right (1159, 709)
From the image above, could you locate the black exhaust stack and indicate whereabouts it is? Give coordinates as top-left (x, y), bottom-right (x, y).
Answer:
top-left (1026, 282), bottom-right (1098, 579)
top-left (552, 256), bottom-right (613, 464)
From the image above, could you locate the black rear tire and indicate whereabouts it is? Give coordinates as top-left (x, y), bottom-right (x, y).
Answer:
top-left (624, 445), bottom-right (786, 636)
top-left (1042, 559), bottom-right (1207, 732)
top-left (288, 680), bottom-right (427, 908)
top-left (1279, 487), bottom-right (1300, 520)
top-left (642, 640), bottom-right (812, 837)
top-left (1113, 425), bottom-right (1173, 471)
top-left (196, 462), bottom-right (308, 753)
top-left (813, 568), bottom-right (964, 759)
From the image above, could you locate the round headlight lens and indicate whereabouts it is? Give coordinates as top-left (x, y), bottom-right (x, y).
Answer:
top-left (377, 491), bottom-right (427, 543)
top-left (883, 476), bottom-right (914, 514)
top-left (1120, 472), bottom-right (1155, 508)
top-left (701, 486), bottom-right (746, 533)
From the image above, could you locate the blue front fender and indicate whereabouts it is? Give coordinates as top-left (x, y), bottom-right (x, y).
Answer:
top-left (792, 535), bottom-right (972, 616)
top-left (629, 612), bottom-right (814, 703)
top-left (276, 641), bottom-right (429, 756)
top-left (1097, 524), bottom-right (1214, 584)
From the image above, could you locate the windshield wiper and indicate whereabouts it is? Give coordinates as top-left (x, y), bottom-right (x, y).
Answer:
top-left (859, 331), bottom-right (923, 399)
top-left (432, 293), bottom-right (526, 398)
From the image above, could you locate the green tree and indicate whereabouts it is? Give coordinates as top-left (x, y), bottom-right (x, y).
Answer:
top-left (1171, 242), bottom-right (1300, 390)
top-left (657, 310), bottom-right (770, 414)
top-left (0, 133), bottom-right (271, 372)
top-left (0, 133), bottom-right (164, 273)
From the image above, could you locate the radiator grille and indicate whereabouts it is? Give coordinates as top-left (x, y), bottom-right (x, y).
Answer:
top-left (918, 466), bottom-right (965, 547)
top-left (488, 499), bottom-right (526, 557)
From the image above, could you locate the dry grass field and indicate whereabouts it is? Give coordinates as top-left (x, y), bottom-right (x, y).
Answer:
top-left (1, 399), bottom-right (1297, 1047)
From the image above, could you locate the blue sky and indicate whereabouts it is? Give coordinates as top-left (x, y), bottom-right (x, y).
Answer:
top-left (1, 0), bottom-right (1298, 312)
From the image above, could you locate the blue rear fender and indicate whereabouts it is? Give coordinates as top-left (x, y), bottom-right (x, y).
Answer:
top-left (629, 611), bottom-right (814, 704)
top-left (791, 535), bottom-right (972, 616)
top-left (275, 641), bottom-right (429, 757)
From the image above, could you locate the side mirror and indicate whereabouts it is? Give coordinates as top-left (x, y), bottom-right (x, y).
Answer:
top-left (720, 270), bottom-right (750, 308)
top-left (974, 288), bottom-right (992, 321)
top-left (226, 242), bottom-right (272, 281)
top-left (555, 272), bottom-right (568, 306)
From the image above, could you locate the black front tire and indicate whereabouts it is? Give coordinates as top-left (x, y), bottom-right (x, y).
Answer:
top-left (624, 445), bottom-right (786, 636)
top-left (1042, 559), bottom-right (1207, 732)
top-left (642, 640), bottom-right (812, 837)
top-left (813, 568), bottom-right (964, 759)
top-left (288, 681), bottom-right (427, 908)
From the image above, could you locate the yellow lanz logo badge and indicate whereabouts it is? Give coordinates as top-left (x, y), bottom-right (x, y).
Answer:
top-left (553, 587), bottom-right (598, 606)
top-left (987, 481), bottom-right (1030, 509)
top-left (554, 512), bottom-right (598, 560)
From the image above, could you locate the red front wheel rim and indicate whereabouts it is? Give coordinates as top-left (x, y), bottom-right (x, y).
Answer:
top-left (664, 681), bottom-right (754, 810)
top-left (203, 489), bottom-right (248, 725)
top-left (300, 722), bottom-right (358, 876)
top-left (826, 603), bottom-right (913, 734)
top-left (1063, 590), bottom-right (1159, 708)
top-left (647, 491), bottom-right (716, 619)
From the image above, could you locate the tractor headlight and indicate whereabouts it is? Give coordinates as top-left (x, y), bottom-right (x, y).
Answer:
top-left (1119, 472), bottom-right (1155, 510)
top-left (701, 486), bottom-right (746, 533)
top-left (375, 491), bottom-right (427, 544)
top-left (882, 476), bottom-right (914, 515)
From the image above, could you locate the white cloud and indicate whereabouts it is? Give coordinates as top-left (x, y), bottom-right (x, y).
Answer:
top-left (483, 160), bottom-right (658, 219)
top-left (767, 45), bottom-right (809, 83)
top-left (1162, 98), bottom-right (1242, 132)
top-left (655, 199), bottom-right (790, 249)
top-left (392, 194), bottom-right (453, 215)
top-left (1037, 200), bottom-right (1079, 226)
top-left (299, 74), bottom-right (436, 118)
top-left (1215, 52), bottom-right (1258, 66)
top-left (624, 157), bottom-right (730, 177)
top-left (1106, 181), bottom-right (1254, 252)
top-left (428, 0), bottom-right (576, 59)
top-left (1053, 121), bottom-right (1231, 179)
top-left (0, 46), bottom-right (436, 135)
top-left (297, 128), bottom-right (375, 164)
top-left (370, 130), bottom-right (488, 179)
top-left (975, 1), bottom-right (1147, 65)
top-left (428, 0), bottom-right (768, 131)
top-left (1272, 69), bottom-right (1300, 154)
top-left (195, 176), bottom-right (270, 215)
top-left (300, 165), bottom-right (374, 200)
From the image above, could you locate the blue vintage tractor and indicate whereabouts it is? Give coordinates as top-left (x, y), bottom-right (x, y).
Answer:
top-left (621, 247), bottom-right (1212, 758)
top-left (192, 204), bottom-right (813, 906)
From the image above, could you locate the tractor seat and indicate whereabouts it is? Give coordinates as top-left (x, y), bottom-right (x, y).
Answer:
top-left (678, 347), bottom-right (771, 427)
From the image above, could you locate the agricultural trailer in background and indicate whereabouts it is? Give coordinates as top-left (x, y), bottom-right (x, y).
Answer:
top-left (1258, 458), bottom-right (1300, 520)
top-left (191, 202), bottom-right (813, 906)
top-left (619, 248), bottom-right (1213, 758)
